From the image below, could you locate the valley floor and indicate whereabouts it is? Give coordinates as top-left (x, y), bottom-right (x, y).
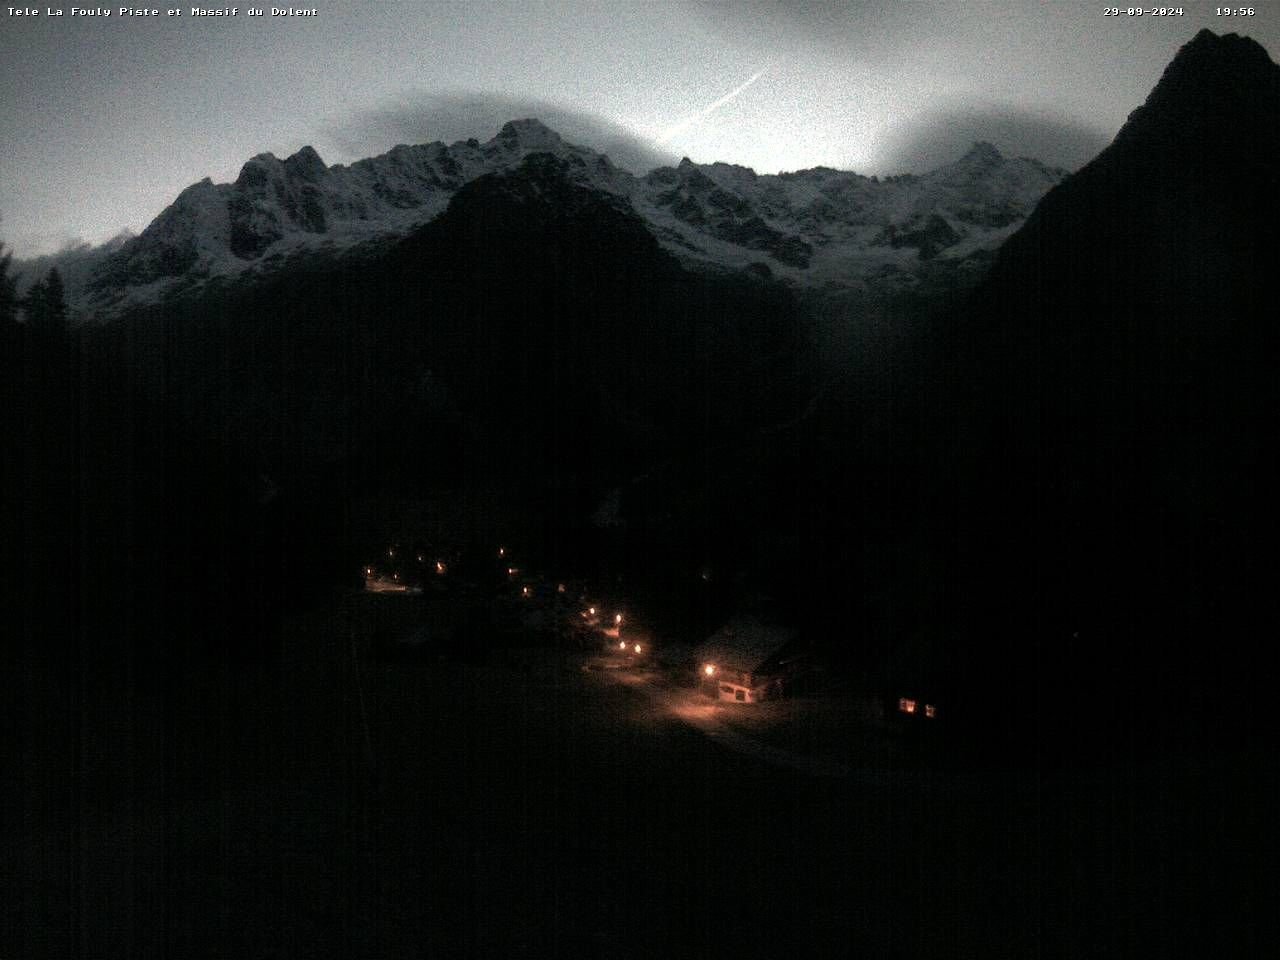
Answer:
top-left (5, 590), bottom-right (1273, 958)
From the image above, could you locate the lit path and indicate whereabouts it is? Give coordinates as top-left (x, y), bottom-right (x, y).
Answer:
top-left (580, 652), bottom-right (964, 790)
top-left (661, 689), bottom-right (856, 780)
top-left (582, 654), bottom-right (855, 780)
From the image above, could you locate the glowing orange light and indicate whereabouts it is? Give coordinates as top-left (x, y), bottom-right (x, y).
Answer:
top-left (417, 554), bottom-right (424, 563)
top-left (704, 664), bottom-right (716, 676)
top-left (507, 567), bottom-right (516, 576)
top-left (498, 547), bottom-right (505, 558)
top-left (615, 614), bottom-right (623, 625)
top-left (633, 644), bottom-right (642, 654)
top-left (925, 704), bottom-right (937, 719)
top-left (898, 698), bottom-right (917, 714)
top-left (589, 607), bottom-right (596, 616)
top-left (364, 566), bottom-right (373, 576)
top-left (619, 640), bottom-right (626, 650)
top-left (436, 561), bottom-right (445, 574)
top-left (522, 586), bottom-right (530, 597)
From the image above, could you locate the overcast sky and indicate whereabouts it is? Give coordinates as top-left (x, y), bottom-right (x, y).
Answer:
top-left (2, 1), bottom-right (1277, 257)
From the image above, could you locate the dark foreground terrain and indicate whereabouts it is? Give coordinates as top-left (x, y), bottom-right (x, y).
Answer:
top-left (5, 589), bottom-right (1273, 959)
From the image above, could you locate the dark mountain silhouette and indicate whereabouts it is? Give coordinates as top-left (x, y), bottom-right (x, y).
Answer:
top-left (907, 29), bottom-right (1280, 751)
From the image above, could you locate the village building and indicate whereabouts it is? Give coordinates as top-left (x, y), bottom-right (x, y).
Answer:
top-left (695, 615), bottom-right (804, 703)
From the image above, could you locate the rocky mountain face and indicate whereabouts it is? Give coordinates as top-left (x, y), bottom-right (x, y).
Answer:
top-left (32, 119), bottom-right (1063, 320)
top-left (635, 139), bottom-right (1062, 289)
top-left (80, 120), bottom-right (620, 314)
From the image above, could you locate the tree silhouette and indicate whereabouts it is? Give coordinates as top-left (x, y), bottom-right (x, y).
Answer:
top-left (24, 266), bottom-right (68, 336)
top-left (0, 239), bottom-right (19, 327)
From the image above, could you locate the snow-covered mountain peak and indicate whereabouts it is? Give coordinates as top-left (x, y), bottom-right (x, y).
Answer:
top-left (235, 145), bottom-right (328, 185)
top-left (283, 145), bottom-right (328, 181)
top-left (61, 118), bottom-right (1067, 318)
top-left (180, 176), bottom-right (216, 195)
top-left (494, 118), bottom-right (563, 151)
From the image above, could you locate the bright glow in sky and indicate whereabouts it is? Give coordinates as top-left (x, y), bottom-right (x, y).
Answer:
top-left (2, 1), bottom-right (1277, 257)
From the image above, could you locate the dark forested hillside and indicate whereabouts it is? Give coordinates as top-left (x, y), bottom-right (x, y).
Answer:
top-left (8, 150), bottom-right (806, 690)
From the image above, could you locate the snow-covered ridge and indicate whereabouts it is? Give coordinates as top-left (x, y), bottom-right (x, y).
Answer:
top-left (637, 139), bottom-right (1066, 290)
top-left (80, 119), bottom-right (621, 314)
top-left (36, 119), bottom-right (1066, 318)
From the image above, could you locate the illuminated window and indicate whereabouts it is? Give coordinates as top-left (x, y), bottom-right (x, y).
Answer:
top-left (924, 704), bottom-right (937, 719)
top-left (898, 698), bottom-right (917, 714)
